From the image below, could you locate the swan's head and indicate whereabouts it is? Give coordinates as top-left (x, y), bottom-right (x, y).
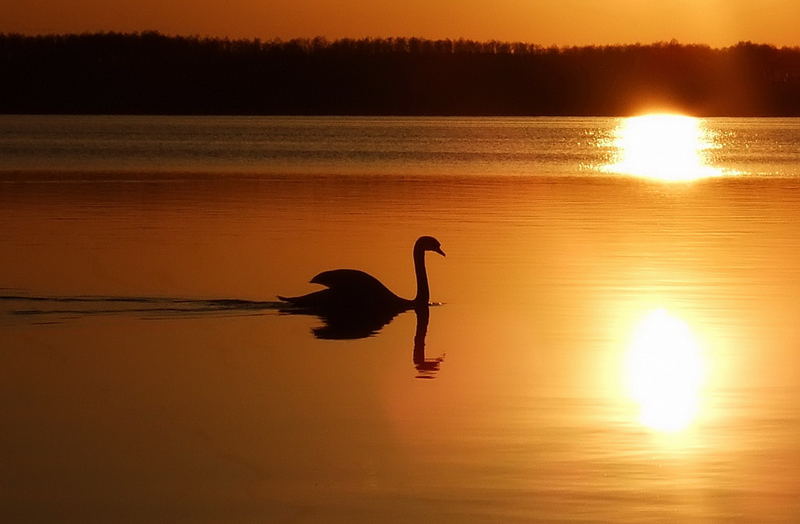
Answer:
top-left (416, 236), bottom-right (445, 257)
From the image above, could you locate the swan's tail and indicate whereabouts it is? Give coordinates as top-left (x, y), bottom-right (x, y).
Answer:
top-left (276, 289), bottom-right (335, 308)
top-left (276, 293), bottom-right (317, 307)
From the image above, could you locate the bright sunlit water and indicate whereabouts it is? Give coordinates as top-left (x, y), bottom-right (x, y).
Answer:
top-left (2, 116), bottom-right (800, 522)
top-left (626, 309), bottom-right (705, 432)
top-left (603, 114), bottom-right (731, 181)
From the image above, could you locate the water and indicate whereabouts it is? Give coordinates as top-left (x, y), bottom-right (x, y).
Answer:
top-left (3, 115), bottom-right (800, 177)
top-left (1, 115), bottom-right (799, 522)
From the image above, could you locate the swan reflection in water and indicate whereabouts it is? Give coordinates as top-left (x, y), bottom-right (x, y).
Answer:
top-left (412, 305), bottom-right (444, 379)
top-left (278, 235), bottom-right (446, 377)
top-left (279, 303), bottom-right (445, 378)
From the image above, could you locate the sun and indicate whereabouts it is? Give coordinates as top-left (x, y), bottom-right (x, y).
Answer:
top-left (604, 114), bottom-right (727, 182)
top-left (625, 309), bottom-right (706, 432)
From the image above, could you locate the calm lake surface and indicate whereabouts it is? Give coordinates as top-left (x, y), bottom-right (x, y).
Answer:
top-left (2, 115), bottom-right (799, 522)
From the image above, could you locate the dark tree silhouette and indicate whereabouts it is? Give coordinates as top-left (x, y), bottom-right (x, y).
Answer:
top-left (1, 32), bottom-right (799, 116)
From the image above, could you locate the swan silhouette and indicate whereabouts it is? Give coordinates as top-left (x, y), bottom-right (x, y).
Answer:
top-left (278, 236), bottom-right (445, 313)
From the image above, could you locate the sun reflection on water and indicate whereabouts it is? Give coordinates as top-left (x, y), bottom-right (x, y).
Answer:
top-left (604, 114), bottom-right (729, 181)
top-left (626, 309), bottom-right (706, 432)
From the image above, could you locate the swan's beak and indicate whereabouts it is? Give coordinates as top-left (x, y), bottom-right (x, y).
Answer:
top-left (434, 247), bottom-right (446, 257)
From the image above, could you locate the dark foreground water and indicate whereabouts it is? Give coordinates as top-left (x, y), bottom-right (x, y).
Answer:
top-left (1, 116), bottom-right (799, 522)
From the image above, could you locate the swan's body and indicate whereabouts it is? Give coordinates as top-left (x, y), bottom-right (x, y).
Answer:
top-left (282, 269), bottom-right (409, 309)
top-left (278, 236), bottom-right (444, 311)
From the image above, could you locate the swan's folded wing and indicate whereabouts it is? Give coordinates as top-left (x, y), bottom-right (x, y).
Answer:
top-left (311, 269), bottom-right (388, 292)
top-left (309, 268), bottom-right (405, 305)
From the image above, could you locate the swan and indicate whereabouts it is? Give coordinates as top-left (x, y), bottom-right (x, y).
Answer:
top-left (278, 236), bottom-right (445, 311)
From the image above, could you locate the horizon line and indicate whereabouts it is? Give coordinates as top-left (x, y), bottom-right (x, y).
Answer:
top-left (3, 30), bottom-right (799, 52)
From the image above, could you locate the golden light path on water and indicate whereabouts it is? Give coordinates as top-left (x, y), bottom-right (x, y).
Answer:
top-left (625, 309), bottom-right (706, 433)
top-left (604, 114), bottom-right (730, 181)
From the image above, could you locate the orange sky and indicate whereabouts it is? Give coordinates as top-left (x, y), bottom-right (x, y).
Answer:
top-left (2, 0), bottom-right (799, 47)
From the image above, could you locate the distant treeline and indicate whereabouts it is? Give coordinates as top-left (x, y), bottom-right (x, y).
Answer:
top-left (2, 32), bottom-right (800, 116)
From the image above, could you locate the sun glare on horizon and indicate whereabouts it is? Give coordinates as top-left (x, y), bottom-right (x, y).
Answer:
top-left (604, 114), bottom-right (729, 182)
top-left (625, 309), bottom-right (706, 433)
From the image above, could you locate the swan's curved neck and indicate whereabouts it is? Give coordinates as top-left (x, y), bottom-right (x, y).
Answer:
top-left (413, 245), bottom-right (429, 305)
